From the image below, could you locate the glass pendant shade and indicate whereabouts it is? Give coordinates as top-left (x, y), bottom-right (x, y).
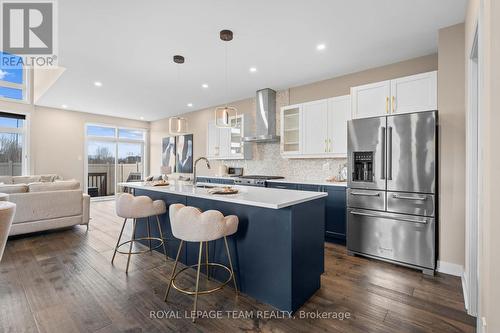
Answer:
top-left (168, 116), bottom-right (188, 134)
top-left (214, 106), bottom-right (237, 128)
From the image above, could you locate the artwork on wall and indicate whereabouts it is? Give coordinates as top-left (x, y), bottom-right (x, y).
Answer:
top-left (161, 136), bottom-right (176, 174)
top-left (175, 134), bottom-right (193, 173)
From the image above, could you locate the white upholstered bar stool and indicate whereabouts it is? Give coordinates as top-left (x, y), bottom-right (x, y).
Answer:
top-left (112, 193), bottom-right (168, 273)
top-left (0, 201), bottom-right (16, 262)
top-left (164, 204), bottom-right (238, 322)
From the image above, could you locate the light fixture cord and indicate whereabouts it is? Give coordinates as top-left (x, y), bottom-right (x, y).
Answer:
top-left (224, 42), bottom-right (228, 108)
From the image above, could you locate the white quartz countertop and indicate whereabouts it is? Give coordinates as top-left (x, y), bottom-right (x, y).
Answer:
top-left (197, 175), bottom-right (347, 187)
top-left (266, 179), bottom-right (347, 187)
top-left (119, 182), bottom-right (327, 210)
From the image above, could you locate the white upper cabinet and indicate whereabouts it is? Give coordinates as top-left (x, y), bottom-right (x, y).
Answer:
top-left (327, 95), bottom-right (351, 156)
top-left (351, 70), bottom-right (437, 119)
top-left (351, 80), bottom-right (391, 119)
top-left (280, 95), bottom-right (350, 158)
top-left (302, 100), bottom-right (329, 155)
top-left (206, 115), bottom-right (252, 160)
top-left (390, 71), bottom-right (437, 114)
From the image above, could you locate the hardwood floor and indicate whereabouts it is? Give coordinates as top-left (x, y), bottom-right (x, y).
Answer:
top-left (0, 200), bottom-right (476, 333)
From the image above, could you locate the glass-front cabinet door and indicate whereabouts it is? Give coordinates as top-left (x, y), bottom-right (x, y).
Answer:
top-left (281, 105), bottom-right (301, 154)
top-left (230, 115), bottom-right (243, 156)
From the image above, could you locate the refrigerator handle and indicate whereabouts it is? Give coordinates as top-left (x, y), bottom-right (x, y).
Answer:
top-left (388, 126), bottom-right (393, 180)
top-left (381, 126), bottom-right (386, 180)
top-left (349, 210), bottom-right (428, 224)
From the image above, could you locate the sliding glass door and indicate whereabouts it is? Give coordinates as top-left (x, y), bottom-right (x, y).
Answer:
top-left (85, 125), bottom-right (146, 198)
top-left (87, 140), bottom-right (116, 197)
top-left (116, 142), bottom-right (143, 194)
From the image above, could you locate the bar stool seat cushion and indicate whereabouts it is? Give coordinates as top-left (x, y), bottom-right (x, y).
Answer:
top-left (116, 193), bottom-right (166, 219)
top-left (169, 204), bottom-right (238, 242)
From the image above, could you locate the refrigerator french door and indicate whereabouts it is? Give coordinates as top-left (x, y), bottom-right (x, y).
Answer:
top-left (347, 111), bottom-right (437, 275)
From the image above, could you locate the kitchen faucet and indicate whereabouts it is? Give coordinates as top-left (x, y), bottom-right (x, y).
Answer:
top-left (193, 157), bottom-right (211, 185)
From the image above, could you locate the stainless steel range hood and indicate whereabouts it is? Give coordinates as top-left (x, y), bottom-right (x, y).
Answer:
top-left (242, 88), bottom-right (280, 143)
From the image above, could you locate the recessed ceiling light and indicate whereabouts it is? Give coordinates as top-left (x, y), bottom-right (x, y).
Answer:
top-left (316, 43), bottom-right (326, 51)
top-left (94, 81), bottom-right (103, 87)
top-left (61, 104), bottom-right (68, 108)
top-left (202, 83), bottom-right (209, 88)
top-left (187, 103), bottom-right (193, 107)
top-left (249, 67), bottom-right (257, 73)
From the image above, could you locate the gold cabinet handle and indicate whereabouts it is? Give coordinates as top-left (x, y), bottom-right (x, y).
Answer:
top-left (324, 139), bottom-right (327, 152)
top-left (392, 96), bottom-right (395, 113)
top-left (386, 97), bottom-right (389, 114)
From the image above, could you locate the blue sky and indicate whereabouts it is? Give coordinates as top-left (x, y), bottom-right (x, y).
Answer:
top-left (0, 116), bottom-right (23, 128)
top-left (0, 52), bottom-right (24, 100)
top-left (86, 126), bottom-right (143, 159)
top-left (0, 52), bottom-right (23, 84)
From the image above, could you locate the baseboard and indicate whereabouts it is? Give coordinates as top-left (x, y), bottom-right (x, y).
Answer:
top-left (436, 260), bottom-right (463, 277)
top-left (461, 272), bottom-right (469, 311)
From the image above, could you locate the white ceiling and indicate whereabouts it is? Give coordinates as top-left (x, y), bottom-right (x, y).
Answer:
top-left (36, 0), bottom-right (467, 121)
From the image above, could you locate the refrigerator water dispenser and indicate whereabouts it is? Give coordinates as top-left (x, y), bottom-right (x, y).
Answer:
top-left (353, 152), bottom-right (373, 182)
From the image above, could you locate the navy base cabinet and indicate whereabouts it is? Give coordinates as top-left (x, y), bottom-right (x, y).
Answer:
top-left (267, 182), bottom-right (347, 244)
top-left (323, 186), bottom-right (346, 244)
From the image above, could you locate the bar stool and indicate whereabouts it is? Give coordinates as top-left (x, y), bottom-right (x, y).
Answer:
top-left (112, 193), bottom-right (168, 273)
top-left (164, 204), bottom-right (238, 322)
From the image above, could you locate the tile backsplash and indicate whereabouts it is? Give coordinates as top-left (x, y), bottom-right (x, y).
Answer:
top-left (206, 143), bottom-right (347, 182)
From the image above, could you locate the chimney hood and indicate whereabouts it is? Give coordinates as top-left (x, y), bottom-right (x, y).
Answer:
top-left (242, 88), bottom-right (280, 143)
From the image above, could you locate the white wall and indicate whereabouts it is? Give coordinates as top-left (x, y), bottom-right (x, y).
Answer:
top-left (30, 106), bottom-right (149, 186)
top-left (438, 23), bottom-right (466, 271)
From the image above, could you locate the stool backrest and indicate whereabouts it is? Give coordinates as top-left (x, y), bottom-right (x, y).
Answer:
top-left (115, 193), bottom-right (165, 219)
top-left (169, 204), bottom-right (234, 242)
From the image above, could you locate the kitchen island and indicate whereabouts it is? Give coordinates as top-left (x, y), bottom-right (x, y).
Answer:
top-left (119, 181), bottom-right (327, 312)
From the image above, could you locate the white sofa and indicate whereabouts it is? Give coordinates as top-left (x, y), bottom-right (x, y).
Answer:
top-left (0, 175), bottom-right (90, 236)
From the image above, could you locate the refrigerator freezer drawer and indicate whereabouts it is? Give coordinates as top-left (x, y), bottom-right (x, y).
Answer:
top-left (387, 192), bottom-right (435, 217)
top-left (347, 209), bottom-right (435, 269)
top-left (347, 189), bottom-right (386, 211)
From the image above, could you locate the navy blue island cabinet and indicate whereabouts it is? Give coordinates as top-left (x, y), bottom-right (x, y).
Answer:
top-left (133, 187), bottom-right (325, 313)
top-left (268, 182), bottom-right (347, 244)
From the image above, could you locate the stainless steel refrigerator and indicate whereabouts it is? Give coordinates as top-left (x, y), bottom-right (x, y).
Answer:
top-left (347, 110), bottom-right (437, 275)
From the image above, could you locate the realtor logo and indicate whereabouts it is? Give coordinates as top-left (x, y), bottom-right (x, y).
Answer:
top-left (2, 1), bottom-right (54, 54)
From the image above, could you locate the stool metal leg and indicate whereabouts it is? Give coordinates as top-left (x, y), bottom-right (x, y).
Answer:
top-left (111, 218), bottom-right (127, 264)
top-left (224, 236), bottom-right (238, 295)
top-left (164, 240), bottom-right (184, 301)
top-left (156, 215), bottom-right (168, 261)
top-left (146, 216), bottom-right (152, 251)
top-left (205, 241), bottom-right (210, 280)
top-left (192, 241), bottom-right (203, 323)
top-left (125, 219), bottom-right (137, 274)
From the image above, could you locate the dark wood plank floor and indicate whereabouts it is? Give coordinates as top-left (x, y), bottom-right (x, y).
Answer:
top-left (0, 200), bottom-right (476, 333)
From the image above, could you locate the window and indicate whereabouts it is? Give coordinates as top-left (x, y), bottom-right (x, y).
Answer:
top-left (0, 52), bottom-right (27, 102)
top-left (0, 112), bottom-right (28, 176)
top-left (85, 124), bottom-right (146, 198)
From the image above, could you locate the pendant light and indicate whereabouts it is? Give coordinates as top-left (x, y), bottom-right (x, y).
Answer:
top-left (169, 55), bottom-right (188, 134)
top-left (214, 29), bottom-right (237, 128)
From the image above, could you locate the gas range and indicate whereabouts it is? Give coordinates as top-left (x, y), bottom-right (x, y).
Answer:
top-left (234, 175), bottom-right (284, 187)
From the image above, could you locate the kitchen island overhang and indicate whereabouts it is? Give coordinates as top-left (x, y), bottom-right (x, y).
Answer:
top-left (119, 182), bottom-right (326, 312)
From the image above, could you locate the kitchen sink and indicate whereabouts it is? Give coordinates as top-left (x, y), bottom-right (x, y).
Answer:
top-left (195, 184), bottom-right (215, 189)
